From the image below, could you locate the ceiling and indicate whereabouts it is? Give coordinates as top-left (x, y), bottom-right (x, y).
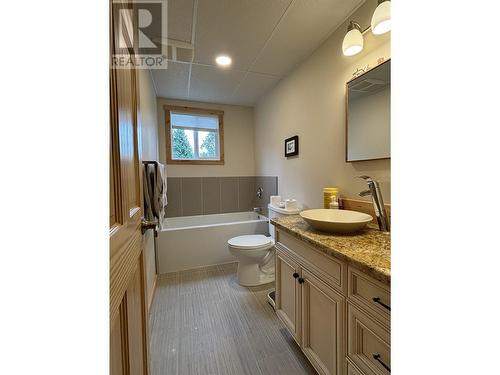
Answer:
top-left (152, 0), bottom-right (364, 106)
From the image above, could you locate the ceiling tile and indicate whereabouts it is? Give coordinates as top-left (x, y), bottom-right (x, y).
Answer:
top-left (156, 0), bottom-right (364, 105)
top-left (151, 62), bottom-right (190, 99)
top-left (232, 73), bottom-right (281, 106)
top-left (168, 0), bottom-right (194, 43)
top-left (252, 0), bottom-right (364, 76)
top-left (189, 64), bottom-right (246, 104)
top-left (194, 0), bottom-right (293, 71)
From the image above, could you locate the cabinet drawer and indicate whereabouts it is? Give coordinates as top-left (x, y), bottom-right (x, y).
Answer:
top-left (348, 268), bottom-right (390, 320)
top-left (276, 230), bottom-right (346, 294)
top-left (346, 360), bottom-right (363, 375)
top-left (347, 303), bottom-right (390, 375)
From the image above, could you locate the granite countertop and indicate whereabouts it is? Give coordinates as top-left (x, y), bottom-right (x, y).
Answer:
top-left (271, 215), bottom-right (390, 285)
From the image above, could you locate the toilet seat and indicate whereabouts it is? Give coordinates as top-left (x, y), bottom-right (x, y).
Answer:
top-left (228, 235), bottom-right (274, 250)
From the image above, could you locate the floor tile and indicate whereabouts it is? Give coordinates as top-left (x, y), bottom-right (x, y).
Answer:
top-left (149, 265), bottom-right (317, 375)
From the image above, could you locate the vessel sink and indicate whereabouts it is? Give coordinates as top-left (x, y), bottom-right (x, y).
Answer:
top-left (300, 209), bottom-right (373, 234)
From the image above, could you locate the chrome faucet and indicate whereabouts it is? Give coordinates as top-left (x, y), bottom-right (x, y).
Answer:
top-left (253, 207), bottom-right (262, 213)
top-left (358, 176), bottom-right (390, 232)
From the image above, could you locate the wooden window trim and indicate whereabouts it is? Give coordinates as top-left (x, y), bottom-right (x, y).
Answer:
top-left (164, 105), bottom-right (225, 165)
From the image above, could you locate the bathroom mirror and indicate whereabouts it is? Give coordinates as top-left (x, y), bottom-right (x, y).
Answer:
top-left (346, 59), bottom-right (390, 162)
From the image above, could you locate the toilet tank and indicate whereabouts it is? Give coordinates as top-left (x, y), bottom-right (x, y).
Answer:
top-left (268, 204), bottom-right (301, 239)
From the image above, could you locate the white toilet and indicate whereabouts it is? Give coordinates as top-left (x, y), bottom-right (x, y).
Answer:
top-left (228, 203), bottom-right (300, 286)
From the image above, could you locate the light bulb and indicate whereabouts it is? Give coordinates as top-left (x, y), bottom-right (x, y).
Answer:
top-left (215, 55), bottom-right (232, 67)
top-left (371, 0), bottom-right (391, 35)
top-left (342, 21), bottom-right (364, 56)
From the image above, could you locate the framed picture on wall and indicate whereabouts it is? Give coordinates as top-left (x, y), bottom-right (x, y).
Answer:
top-left (284, 135), bottom-right (299, 157)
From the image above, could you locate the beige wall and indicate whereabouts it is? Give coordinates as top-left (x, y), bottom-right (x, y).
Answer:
top-left (157, 98), bottom-right (256, 177)
top-left (138, 69), bottom-right (159, 307)
top-left (140, 71), bottom-right (159, 161)
top-left (254, 0), bottom-right (390, 210)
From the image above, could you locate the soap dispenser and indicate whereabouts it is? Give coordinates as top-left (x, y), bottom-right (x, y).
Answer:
top-left (329, 195), bottom-right (339, 209)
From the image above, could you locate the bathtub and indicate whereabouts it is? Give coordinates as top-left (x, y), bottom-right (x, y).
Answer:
top-left (157, 211), bottom-right (269, 274)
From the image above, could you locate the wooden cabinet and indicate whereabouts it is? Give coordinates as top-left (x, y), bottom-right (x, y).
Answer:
top-left (277, 231), bottom-right (347, 294)
top-left (347, 303), bottom-right (390, 375)
top-left (275, 229), bottom-right (390, 375)
top-left (275, 243), bottom-right (344, 375)
top-left (346, 360), bottom-right (364, 375)
top-left (275, 248), bottom-right (301, 344)
top-left (301, 268), bottom-right (344, 375)
top-left (348, 268), bottom-right (390, 321)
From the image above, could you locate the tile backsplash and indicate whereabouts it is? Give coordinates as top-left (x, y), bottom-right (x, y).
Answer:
top-left (165, 176), bottom-right (278, 218)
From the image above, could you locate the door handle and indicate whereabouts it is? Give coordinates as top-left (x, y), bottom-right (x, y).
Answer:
top-left (141, 219), bottom-right (158, 235)
top-left (298, 277), bottom-right (305, 284)
top-left (293, 272), bottom-right (299, 279)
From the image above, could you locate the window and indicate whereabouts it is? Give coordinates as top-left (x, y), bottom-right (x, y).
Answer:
top-left (165, 106), bottom-right (224, 165)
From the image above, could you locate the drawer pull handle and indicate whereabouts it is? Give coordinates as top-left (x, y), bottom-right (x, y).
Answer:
top-left (298, 277), bottom-right (305, 284)
top-left (293, 272), bottom-right (299, 279)
top-left (372, 353), bottom-right (391, 372)
top-left (372, 297), bottom-right (391, 311)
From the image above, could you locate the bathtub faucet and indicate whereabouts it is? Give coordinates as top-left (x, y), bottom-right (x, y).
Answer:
top-left (253, 207), bottom-right (262, 213)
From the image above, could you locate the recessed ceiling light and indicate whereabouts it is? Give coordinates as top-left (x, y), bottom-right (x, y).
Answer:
top-left (215, 55), bottom-right (232, 67)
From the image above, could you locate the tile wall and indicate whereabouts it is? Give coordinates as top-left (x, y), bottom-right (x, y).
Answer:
top-left (165, 176), bottom-right (278, 218)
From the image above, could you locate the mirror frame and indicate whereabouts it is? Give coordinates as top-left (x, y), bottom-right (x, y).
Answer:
top-left (345, 58), bottom-right (391, 163)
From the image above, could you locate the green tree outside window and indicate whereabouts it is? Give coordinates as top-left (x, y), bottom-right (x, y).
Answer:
top-left (172, 128), bottom-right (193, 159)
top-left (199, 132), bottom-right (217, 158)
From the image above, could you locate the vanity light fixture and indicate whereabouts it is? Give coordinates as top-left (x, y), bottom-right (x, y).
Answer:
top-left (342, 21), bottom-right (364, 56)
top-left (371, 0), bottom-right (391, 35)
top-left (215, 55), bottom-right (232, 67)
top-left (342, 0), bottom-right (391, 56)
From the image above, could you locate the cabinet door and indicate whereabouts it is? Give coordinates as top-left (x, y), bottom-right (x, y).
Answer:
top-left (301, 268), bottom-right (345, 375)
top-left (275, 248), bottom-right (301, 344)
top-left (346, 360), bottom-right (364, 375)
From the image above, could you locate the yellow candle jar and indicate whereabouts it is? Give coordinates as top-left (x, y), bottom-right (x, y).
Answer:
top-left (323, 188), bottom-right (338, 209)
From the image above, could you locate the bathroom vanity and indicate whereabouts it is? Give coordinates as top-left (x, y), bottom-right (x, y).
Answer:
top-left (272, 215), bottom-right (390, 375)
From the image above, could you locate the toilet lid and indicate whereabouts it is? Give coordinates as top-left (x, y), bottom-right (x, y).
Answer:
top-left (228, 235), bottom-right (273, 249)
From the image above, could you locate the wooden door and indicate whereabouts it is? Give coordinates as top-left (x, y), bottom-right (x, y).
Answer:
top-left (110, 1), bottom-right (149, 374)
top-left (301, 268), bottom-right (345, 375)
top-left (275, 248), bottom-right (301, 344)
